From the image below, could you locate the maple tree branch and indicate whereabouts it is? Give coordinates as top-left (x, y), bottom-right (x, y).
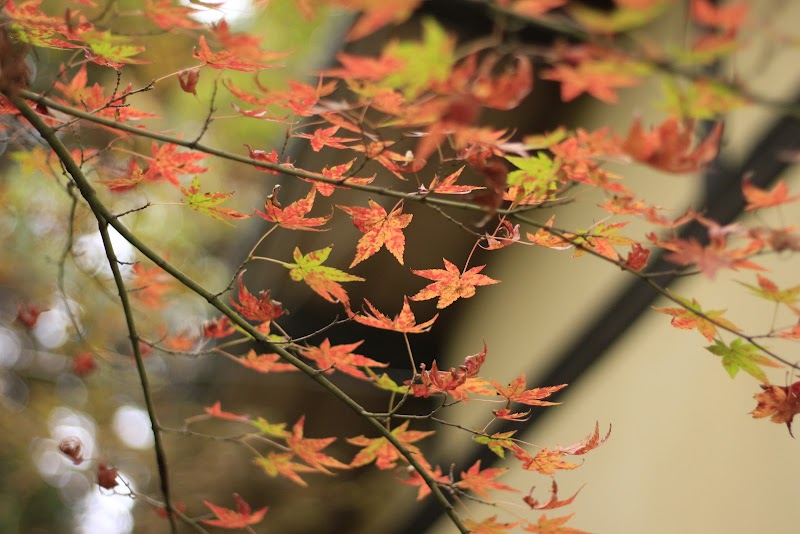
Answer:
top-left (17, 89), bottom-right (558, 216)
top-left (513, 213), bottom-right (800, 371)
top-left (10, 93), bottom-right (470, 534)
top-left (95, 213), bottom-right (177, 533)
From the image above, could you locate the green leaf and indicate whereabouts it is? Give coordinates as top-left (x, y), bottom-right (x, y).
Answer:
top-left (505, 153), bottom-right (559, 198)
top-left (705, 339), bottom-right (780, 382)
top-left (180, 176), bottom-right (251, 223)
top-left (473, 431), bottom-right (517, 458)
top-left (364, 368), bottom-right (409, 394)
top-left (251, 417), bottom-right (291, 439)
top-left (284, 246), bottom-right (364, 309)
top-left (382, 18), bottom-right (454, 98)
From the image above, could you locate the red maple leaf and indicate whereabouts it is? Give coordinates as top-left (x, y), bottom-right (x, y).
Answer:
top-left (316, 158), bottom-right (376, 196)
top-left (454, 460), bottom-right (519, 499)
top-left (202, 494), bottom-right (268, 529)
top-left (411, 259), bottom-right (499, 309)
top-left (202, 316), bottom-right (236, 338)
top-left (299, 338), bottom-right (387, 380)
top-left (256, 185), bottom-right (331, 231)
top-left (348, 420), bottom-right (433, 470)
top-left (742, 177), bottom-right (800, 210)
top-left (491, 374), bottom-right (567, 407)
top-left (621, 118), bottom-right (723, 173)
top-left (338, 200), bottom-right (413, 266)
top-left (147, 142), bottom-right (208, 185)
top-left (16, 302), bottom-right (43, 329)
top-left (72, 352), bottom-right (96, 377)
top-left (230, 272), bottom-right (284, 331)
top-left (203, 401), bottom-right (250, 423)
top-left (295, 126), bottom-right (358, 152)
top-left (97, 462), bottom-right (119, 490)
top-left (399, 462), bottom-right (449, 500)
top-left (406, 343), bottom-right (487, 397)
top-left (353, 297), bottom-right (438, 333)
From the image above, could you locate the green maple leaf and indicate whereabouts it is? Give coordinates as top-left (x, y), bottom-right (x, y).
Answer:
top-left (705, 339), bottom-right (781, 382)
top-left (181, 176), bottom-right (251, 223)
top-left (473, 431), bottom-right (518, 458)
top-left (506, 153), bottom-right (559, 198)
top-left (285, 246), bottom-right (364, 311)
top-left (382, 18), bottom-right (453, 98)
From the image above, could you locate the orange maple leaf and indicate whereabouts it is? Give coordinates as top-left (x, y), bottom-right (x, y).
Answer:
top-left (690, 0), bottom-right (748, 32)
top-left (742, 177), bottom-right (800, 211)
top-left (491, 374), bottom-right (567, 406)
top-left (255, 185), bottom-right (331, 231)
top-left (202, 494), bottom-right (267, 529)
top-left (423, 166), bottom-right (484, 195)
top-left (406, 343), bottom-right (488, 397)
top-left (752, 381), bottom-right (800, 437)
top-left (472, 54), bottom-right (534, 110)
top-left (230, 272), bottom-right (285, 331)
top-left (399, 463), bottom-right (449, 500)
top-left (345, 0), bottom-right (422, 41)
top-left (353, 297), bottom-right (438, 333)
top-left (254, 451), bottom-right (316, 487)
top-left (338, 200), bottom-right (413, 266)
top-left (299, 338), bottom-right (387, 380)
top-left (131, 263), bottom-right (173, 308)
top-left (454, 460), bottom-right (519, 499)
top-left (411, 259), bottom-right (499, 309)
top-left (235, 349), bottom-right (298, 374)
top-left (147, 142), bottom-right (208, 185)
top-left (193, 35), bottom-right (278, 72)
top-left (541, 61), bottom-right (640, 104)
top-left (204, 401), bottom-right (250, 423)
top-left (295, 125), bottom-right (358, 152)
top-left (287, 416), bottom-right (350, 474)
top-left (464, 516), bottom-right (522, 534)
top-left (523, 513), bottom-right (589, 534)
top-left (524, 480), bottom-right (583, 510)
top-left (518, 449), bottom-right (580, 475)
top-left (348, 420), bottom-right (433, 470)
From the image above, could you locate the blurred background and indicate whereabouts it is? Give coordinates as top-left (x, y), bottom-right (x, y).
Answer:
top-left (1, 0), bottom-right (800, 533)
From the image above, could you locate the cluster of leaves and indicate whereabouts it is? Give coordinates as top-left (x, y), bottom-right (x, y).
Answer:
top-left (2, 0), bottom-right (800, 532)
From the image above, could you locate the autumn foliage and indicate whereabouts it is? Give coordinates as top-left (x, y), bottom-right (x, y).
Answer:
top-left (2, 0), bottom-right (799, 533)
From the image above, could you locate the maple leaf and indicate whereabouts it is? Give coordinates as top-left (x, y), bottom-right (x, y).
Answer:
top-left (256, 185), bottom-right (331, 231)
top-left (16, 302), bottom-right (43, 329)
top-left (204, 401), bottom-right (250, 423)
top-left (541, 60), bottom-right (641, 104)
top-left (473, 431), bottom-right (523, 458)
top-left (235, 349), bottom-right (298, 374)
top-left (737, 274), bottom-right (800, 312)
top-left (193, 35), bottom-right (277, 72)
top-left (523, 513), bottom-right (589, 534)
top-left (423, 166), bottom-right (484, 195)
top-left (131, 263), bottom-right (173, 308)
top-left (348, 420), bottom-right (434, 470)
top-left (652, 295), bottom-right (739, 342)
top-left (251, 417), bottom-right (291, 439)
top-left (491, 374), bottom-right (567, 407)
top-left (295, 126), bottom-right (358, 152)
top-left (572, 221), bottom-right (634, 261)
top-left (315, 158), bottom-right (376, 197)
top-left (202, 316), bottom-right (236, 338)
top-left (181, 176), bottom-right (251, 222)
top-left (555, 422), bottom-right (612, 455)
top-left (147, 142), bottom-right (208, 185)
top-left (623, 243), bottom-right (650, 271)
top-left (527, 216), bottom-right (574, 250)
top-left (145, 0), bottom-right (203, 30)
top-left (524, 480), bottom-right (583, 510)
top-left (284, 246), bottom-right (364, 311)
top-left (463, 516), bottom-right (522, 534)
top-left (518, 448), bottom-right (580, 475)
top-left (690, 0), bottom-right (748, 33)
top-left (71, 351), bottom-right (96, 377)
top-left (411, 259), bottom-right (499, 309)
top-left (254, 452), bottom-right (316, 487)
top-left (471, 53), bottom-right (534, 110)
top-left (649, 232), bottom-right (764, 279)
top-left (287, 416), bottom-right (350, 474)
top-left (706, 339), bottom-right (782, 382)
top-left (97, 158), bottom-right (146, 192)
top-left (345, 0), bottom-right (421, 41)
top-left (338, 200), bottom-right (412, 266)
top-left (406, 343), bottom-right (487, 397)
top-left (399, 463), bottom-right (449, 500)
top-left (230, 272), bottom-right (284, 331)
top-left (59, 437), bottom-right (84, 465)
top-left (752, 381), bottom-right (800, 437)
top-left (177, 67), bottom-right (200, 95)
top-left (454, 460), bottom-right (519, 499)
top-left (299, 338), bottom-right (387, 380)
top-left (742, 177), bottom-right (800, 210)
top-left (353, 297), bottom-right (438, 333)
top-left (202, 494), bottom-right (268, 529)
top-left (493, 408), bottom-right (531, 421)
top-left (621, 118), bottom-right (723, 173)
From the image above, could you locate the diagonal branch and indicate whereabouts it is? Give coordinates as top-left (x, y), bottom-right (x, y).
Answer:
top-left (9, 92), bottom-right (469, 534)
